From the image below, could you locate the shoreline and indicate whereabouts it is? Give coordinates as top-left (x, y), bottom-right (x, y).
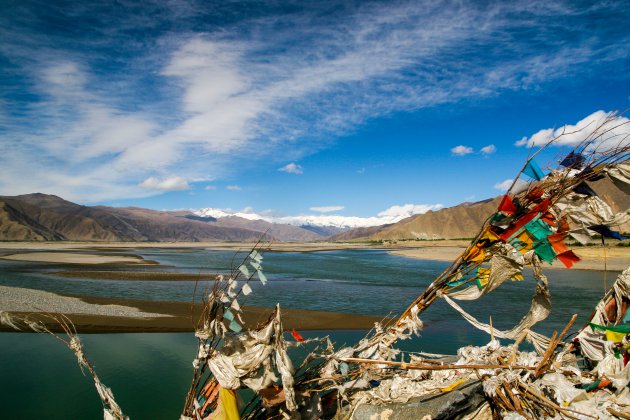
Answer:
top-left (0, 251), bottom-right (159, 265)
top-left (0, 286), bottom-right (387, 333)
top-left (389, 246), bottom-right (630, 271)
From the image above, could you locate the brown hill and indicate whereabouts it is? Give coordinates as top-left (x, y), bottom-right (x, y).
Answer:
top-left (0, 194), bottom-right (320, 242)
top-left (371, 197), bottom-right (501, 240)
top-left (335, 177), bottom-right (629, 241)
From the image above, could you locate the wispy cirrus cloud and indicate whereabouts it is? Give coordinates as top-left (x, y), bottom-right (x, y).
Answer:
top-left (0, 1), bottom-right (628, 202)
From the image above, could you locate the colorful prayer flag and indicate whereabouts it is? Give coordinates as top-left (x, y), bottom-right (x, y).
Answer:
top-left (557, 250), bottom-right (581, 268)
top-left (498, 195), bottom-right (517, 214)
top-left (291, 329), bottom-right (305, 342)
top-left (523, 159), bottom-right (545, 181)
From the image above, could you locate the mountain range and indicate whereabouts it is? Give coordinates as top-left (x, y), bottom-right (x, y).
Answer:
top-left (0, 176), bottom-right (627, 242)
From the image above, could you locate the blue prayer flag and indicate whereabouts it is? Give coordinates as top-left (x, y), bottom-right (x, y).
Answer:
top-left (229, 320), bottom-right (242, 333)
top-left (523, 159), bottom-right (545, 181)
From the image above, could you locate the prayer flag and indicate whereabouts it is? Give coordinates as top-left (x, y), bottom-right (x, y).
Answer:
top-left (533, 241), bottom-right (556, 264)
top-left (291, 329), bottom-right (305, 342)
top-left (223, 309), bottom-right (234, 321)
top-left (590, 323), bottom-right (630, 343)
top-left (560, 151), bottom-right (584, 168)
top-left (241, 283), bottom-right (252, 296)
top-left (475, 267), bottom-right (491, 290)
top-left (548, 233), bottom-right (569, 254)
top-left (229, 320), bottom-right (242, 333)
top-left (257, 270), bottom-right (268, 285)
top-left (230, 299), bottom-right (240, 312)
top-left (523, 159), bottom-right (545, 181)
top-left (498, 195), bottom-right (517, 214)
top-left (557, 250), bottom-right (581, 268)
top-left (238, 264), bottom-right (251, 278)
top-left (588, 225), bottom-right (626, 241)
top-left (249, 250), bottom-right (263, 262)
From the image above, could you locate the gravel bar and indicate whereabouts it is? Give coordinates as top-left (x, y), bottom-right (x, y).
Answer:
top-left (0, 285), bottom-right (170, 318)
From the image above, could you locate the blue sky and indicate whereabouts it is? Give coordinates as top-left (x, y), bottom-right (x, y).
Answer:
top-left (1, 0), bottom-right (629, 220)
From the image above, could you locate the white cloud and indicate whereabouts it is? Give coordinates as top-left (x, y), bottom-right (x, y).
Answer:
top-left (204, 185), bottom-right (216, 190)
top-left (480, 144), bottom-right (496, 155)
top-left (278, 163), bottom-right (303, 174)
top-left (195, 203), bottom-right (443, 228)
top-left (310, 206), bottom-right (345, 213)
top-left (515, 111), bottom-right (630, 150)
top-left (494, 179), bottom-right (514, 192)
top-left (451, 145), bottom-right (474, 156)
top-left (226, 185), bottom-right (242, 191)
top-left (494, 178), bottom-right (529, 193)
top-left (139, 176), bottom-right (189, 191)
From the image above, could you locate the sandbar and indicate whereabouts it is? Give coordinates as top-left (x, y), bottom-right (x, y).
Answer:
top-left (53, 270), bottom-right (219, 281)
top-left (0, 287), bottom-right (387, 333)
top-left (0, 252), bottom-right (156, 265)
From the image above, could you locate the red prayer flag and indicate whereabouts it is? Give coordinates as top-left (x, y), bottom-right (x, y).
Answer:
top-left (291, 329), bottom-right (305, 342)
top-left (557, 250), bottom-right (581, 268)
top-left (526, 187), bottom-right (544, 201)
top-left (557, 217), bottom-right (570, 233)
top-left (548, 233), bottom-right (569, 254)
top-left (498, 195), bottom-right (517, 215)
top-left (541, 212), bottom-right (556, 227)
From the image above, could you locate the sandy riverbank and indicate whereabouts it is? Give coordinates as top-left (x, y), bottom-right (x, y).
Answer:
top-left (53, 270), bottom-right (220, 281)
top-left (0, 286), bottom-right (386, 333)
top-left (0, 241), bottom-right (379, 252)
top-left (390, 245), bottom-right (630, 271)
top-left (0, 251), bottom-right (157, 265)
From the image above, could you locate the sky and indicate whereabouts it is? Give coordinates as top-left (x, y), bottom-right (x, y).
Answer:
top-left (1, 0), bottom-right (629, 224)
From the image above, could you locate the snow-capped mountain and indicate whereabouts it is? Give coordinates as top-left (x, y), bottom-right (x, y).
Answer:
top-left (193, 203), bottom-right (443, 229)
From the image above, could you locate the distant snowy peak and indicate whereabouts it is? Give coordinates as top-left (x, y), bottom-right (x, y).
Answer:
top-left (193, 203), bottom-right (443, 229)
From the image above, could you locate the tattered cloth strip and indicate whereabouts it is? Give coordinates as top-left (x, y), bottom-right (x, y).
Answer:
top-left (553, 193), bottom-right (629, 244)
top-left (205, 305), bottom-right (298, 412)
top-left (447, 246), bottom-right (524, 301)
top-left (440, 262), bottom-right (552, 353)
top-left (575, 267), bottom-right (630, 361)
top-left (210, 387), bottom-right (240, 420)
top-left (605, 161), bottom-right (630, 194)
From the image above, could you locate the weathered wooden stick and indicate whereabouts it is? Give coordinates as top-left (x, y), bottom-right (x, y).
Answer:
top-left (338, 357), bottom-right (537, 371)
top-left (503, 381), bottom-right (528, 416)
top-left (518, 382), bottom-right (598, 420)
top-left (494, 387), bottom-right (515, 412)
top-left (534, 314), bottom-right (577, 376)
top-left (608, 407), bottom-right (630, 420)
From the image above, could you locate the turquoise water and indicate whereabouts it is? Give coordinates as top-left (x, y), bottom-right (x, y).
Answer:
top-left (0, 249), bottom-right (619, 418)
